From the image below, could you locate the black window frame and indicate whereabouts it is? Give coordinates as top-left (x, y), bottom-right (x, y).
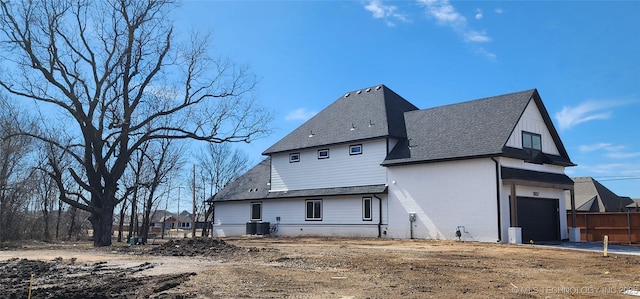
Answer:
top-left (250, 202), bottom-right (262, 221)
top-left (522, 131), bottom-right (542, 155)
top-left (317, 149), bottom-right (330, 159)
top-left (349, 144), bottom-right (363, 155)
top-left (305, 199), bottom-right (323, 221)
top-left (362, 197), bottom-right (372, 221)
top-left (289, 153), bottom-right (300, 163)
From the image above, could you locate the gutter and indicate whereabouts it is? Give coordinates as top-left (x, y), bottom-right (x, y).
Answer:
top-left (491, 157), bottom-right (502, 242)
top-left (374, 194), bottom-right (383, 238)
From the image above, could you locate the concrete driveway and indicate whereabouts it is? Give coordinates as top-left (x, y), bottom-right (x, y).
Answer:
top-left (541, 241), bottom-right (640, 256)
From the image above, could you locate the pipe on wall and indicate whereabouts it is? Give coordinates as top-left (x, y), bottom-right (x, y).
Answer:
top-left (374, 194), bottom-right (383, 238)
top-left (491, 157), bottom-right (502, 242)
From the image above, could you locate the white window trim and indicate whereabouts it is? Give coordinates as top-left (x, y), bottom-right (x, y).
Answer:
top-left (289, 153), bottom-right (300, 163)
top-left (250, 202), bottom-right (262, 221)
top-left (317, 149), bottom-right (330, 159)
top-left (362, 197), bottom-right (372, 221)
top-left (305, 199), bottom-right (323, 221)
top-left (350, 144), bottom-right (363, 155)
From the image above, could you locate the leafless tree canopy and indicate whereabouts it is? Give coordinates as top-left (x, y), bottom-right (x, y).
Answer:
top-left (0, 0), bottom-right (273, 246)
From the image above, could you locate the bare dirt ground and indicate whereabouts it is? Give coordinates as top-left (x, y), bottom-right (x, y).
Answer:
top-left (1, 237), bottom-right (639, 299)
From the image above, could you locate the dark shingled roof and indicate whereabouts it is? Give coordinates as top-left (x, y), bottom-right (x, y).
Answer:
top-left (567, 177), bottom-right (634, 212)
top-left (263, 84), bottom-right (418, 154)
top-left (383, 89), bottom-right (573, 165)
top-left (211, 158), bottom-right (387, 202)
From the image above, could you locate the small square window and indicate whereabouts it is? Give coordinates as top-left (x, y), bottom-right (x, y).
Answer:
top-left (289, 153), bottom-right (300, 163)
top-left (318, 149), bottom-right (329, 159)
top-left (350, 144), bottom-right (362, 155)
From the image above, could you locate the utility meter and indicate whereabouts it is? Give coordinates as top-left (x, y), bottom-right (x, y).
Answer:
top-left (409, 213), bottom-right (416, 222)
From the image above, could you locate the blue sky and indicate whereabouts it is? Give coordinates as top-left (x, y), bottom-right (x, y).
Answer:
top-left (175, 0), bottom-right (640, 198)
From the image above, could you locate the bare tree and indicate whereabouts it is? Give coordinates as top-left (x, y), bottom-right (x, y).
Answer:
top-left (0, 0), bottom-right (272, 246)
top-left (197, 142), bottom-right (250, 236)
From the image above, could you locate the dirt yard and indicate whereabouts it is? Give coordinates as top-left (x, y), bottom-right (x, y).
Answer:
top-left (1, 237), bottom-right (639, 298)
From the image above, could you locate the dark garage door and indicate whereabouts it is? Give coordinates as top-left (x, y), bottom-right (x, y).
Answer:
top-left (517, 197), bottom-right (560, 243)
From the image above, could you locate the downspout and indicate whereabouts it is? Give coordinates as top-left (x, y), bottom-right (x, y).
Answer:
top-left (491, 157), bottom-right (502, 242)
top-left (374, 194), bottom-right (383, 238)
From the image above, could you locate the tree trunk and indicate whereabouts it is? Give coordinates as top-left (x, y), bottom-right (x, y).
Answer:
top-left (89, 206), bottom-right (115, 247)
top-left (117, 202), bottom-right (126, 243)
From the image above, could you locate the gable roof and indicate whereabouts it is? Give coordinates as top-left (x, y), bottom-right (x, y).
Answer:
top-left (263, 84), bottom-right (418, 155)
top-left (568, 177), bottom-right (634, 212)
top-left (382, 89), bottom-right (573, 165)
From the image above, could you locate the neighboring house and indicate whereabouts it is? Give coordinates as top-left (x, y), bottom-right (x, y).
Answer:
top-left (566, 177), bottom-right (634, 212)
top-left (211, 85), bottom-right (576, 243)
top-left (627, 199), bottom-right (640, 212)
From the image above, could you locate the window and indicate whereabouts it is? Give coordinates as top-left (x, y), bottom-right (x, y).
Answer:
top-left (250, 202), bottom-right (262, 221)
top-left (522, 131), bottom-right (542, 156)
top-left (317, 149), bottom-right (329, 159)
top-left (350, 144), bottom-right (362, 155)
top-left (289, 153), bottom-right (300, 163)
top-left (305, 199), bottom-right (322, 220)
top-left (362, 197), bottom-right (372, 221)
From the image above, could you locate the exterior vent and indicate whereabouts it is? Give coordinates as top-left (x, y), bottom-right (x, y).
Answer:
top-left (366, 88), bottom-right (371, 92)
top-left (344, 93), bottom-right (350, 98)
top-left (356, 90), bottom-right (362, 94)
top-left (375, 85), bottom-right (382, 90)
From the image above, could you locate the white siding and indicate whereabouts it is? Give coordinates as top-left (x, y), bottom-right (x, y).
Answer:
top-left (212, 195), bottom-right (388, 238)
top-left (505, 100), bottom-right (561, 155)
top-left (270, 140), bottom-right (388, 191)
top-left (386, 158), bottom-right (501, 242)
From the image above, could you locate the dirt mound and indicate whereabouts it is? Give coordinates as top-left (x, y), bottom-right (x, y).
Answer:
top-left (0, 257), bottom-right (193, 299)
top-left (148, 238), bottom-right (265, 257)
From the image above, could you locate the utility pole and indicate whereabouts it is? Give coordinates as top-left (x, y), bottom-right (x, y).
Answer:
top-left (192, 165), bottom-right (196, 238)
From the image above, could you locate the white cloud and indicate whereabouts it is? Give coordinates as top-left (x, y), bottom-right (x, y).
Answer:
top-left (464, 30), bottom-right (491, 43)
top-left (475, 9), bottom-right (483, 20)
top-left (285, 108), bottom-right (317, 122)
top-left (578, 143), bottom-right (615, 153)
top-left (554, 100), bottom-right (622, 130)
top-left (417, 0), bottom-right (495, 58)
top-left (605, 152), bottom-right (640, 159)
top-left (494, 8), bottom-right (504, 14)
top-left (364, 0), bottom-right (408, 27)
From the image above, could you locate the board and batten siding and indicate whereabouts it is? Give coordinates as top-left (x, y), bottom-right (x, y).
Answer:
top-left (386, 158), bottom-right (500, 242)
top-left (212, 195), bottom-right (388, 238)
top-left (270, 140), bottom-right (388, 191)
top-left (505, 100), bottom-right (561, 155)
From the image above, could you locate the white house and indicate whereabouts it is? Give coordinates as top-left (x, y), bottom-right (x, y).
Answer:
top-left (211, 85), bottom-right (577, 243)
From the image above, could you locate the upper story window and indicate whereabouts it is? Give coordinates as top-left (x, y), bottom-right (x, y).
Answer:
top-left (289, 153), bottom-right (300, 163)
top-left (318, 149), bottom-right (329, 159)
top-left (349, 144), bottom-right (362, 155)
top-left (522, 131), bottom-right (542, 156)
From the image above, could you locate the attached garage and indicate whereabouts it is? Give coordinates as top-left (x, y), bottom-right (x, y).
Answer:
top-left (517, 197), bottom-right (560, 242)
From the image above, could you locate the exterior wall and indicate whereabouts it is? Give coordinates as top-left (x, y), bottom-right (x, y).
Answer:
top-left (212, 195), bottom-right (388, 238)
top-left (386, 158), bottom-right (501, 242)
top-left (497, 157), bottom-right (569, 240)
top-left (270, 139), bottom-right (388, 191)
top-left (505, 100), bottom-right (561, 155)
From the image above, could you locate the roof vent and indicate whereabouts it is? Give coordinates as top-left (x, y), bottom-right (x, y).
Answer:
top-left (368, 120), bottom-right (374, 127)
top-left (309, 130), bottom-right (315, 138)
top-left (350, 123), bottom-right (356, 131)
top-left (344, 93), bottom-right (350, 98)
top-left (366, 88), bottom-right (371, 92)
top-left (375, 85), bottom-right (382, 90)
top-left (356, 90), bottom-right (362, 94)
